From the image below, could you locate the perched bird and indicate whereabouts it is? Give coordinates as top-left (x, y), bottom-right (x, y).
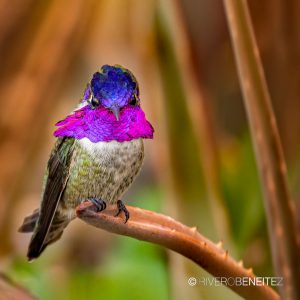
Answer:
top-left (19, 65), bottom-right (154, 261)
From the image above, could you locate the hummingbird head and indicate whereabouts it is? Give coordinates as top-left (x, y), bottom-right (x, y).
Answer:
top-left (54, 64), bottom-right (154, 143)
top-left (83, 65), bottom-right (140, 121)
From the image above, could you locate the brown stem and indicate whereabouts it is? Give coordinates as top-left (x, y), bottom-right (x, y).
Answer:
top-left (76, 201), bottom-right (279, 300)
top-left (222, 0), bottom-right (300, 299)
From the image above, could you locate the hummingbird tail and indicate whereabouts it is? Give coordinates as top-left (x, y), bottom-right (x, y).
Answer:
top-left (18, 209), bottom-right (40, 233)
top-left (27, 218), bottom-right (69, 261)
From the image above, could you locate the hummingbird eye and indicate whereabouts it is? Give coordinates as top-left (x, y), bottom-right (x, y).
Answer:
top-left (88, 94), bottom-right (100, 109)
top-left (129, 94), bottom-right (139, 106)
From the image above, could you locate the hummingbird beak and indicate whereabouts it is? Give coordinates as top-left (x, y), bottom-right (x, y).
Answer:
top-left (111, 106), bottom-right (120, 121)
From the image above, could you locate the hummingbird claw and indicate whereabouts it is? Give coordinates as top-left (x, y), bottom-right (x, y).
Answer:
top-left (115, 200), bottom-right (130, 223)
top-left (87, 197), bottom-right (107, 212)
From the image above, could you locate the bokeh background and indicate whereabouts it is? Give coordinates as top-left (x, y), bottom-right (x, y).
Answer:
top-left (0, 0), bottom-right (299, 299)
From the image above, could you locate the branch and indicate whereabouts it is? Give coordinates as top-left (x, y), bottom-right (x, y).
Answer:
top-left (222, 0), bottom-right (300, 299)
top-left (77, 201), bottom-right (279, 300)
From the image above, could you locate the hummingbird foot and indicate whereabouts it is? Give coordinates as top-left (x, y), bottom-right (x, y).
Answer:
top-left (115, 200), bottom-right (130, 223)
top-left (87, 197), bottom-right (107, 213)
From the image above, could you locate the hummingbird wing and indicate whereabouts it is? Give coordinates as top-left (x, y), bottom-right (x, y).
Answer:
top-left (27, 137), bottom-right (75, 261)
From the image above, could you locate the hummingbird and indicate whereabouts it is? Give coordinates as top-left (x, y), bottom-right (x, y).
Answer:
top-left (19, 65), bottom-right (154, 261)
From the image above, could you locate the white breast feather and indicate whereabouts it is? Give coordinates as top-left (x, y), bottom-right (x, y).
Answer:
top-left (80, 137), bottom-right (121, 154)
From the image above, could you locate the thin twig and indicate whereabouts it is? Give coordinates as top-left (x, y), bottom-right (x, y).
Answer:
top-left (222, 0), bottom-right (300, 299)
top-left (77, 201), bottom-right (279, 300)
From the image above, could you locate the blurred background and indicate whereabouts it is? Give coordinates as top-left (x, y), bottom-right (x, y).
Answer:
top-left (0, 0), bottom-right (299, 299)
